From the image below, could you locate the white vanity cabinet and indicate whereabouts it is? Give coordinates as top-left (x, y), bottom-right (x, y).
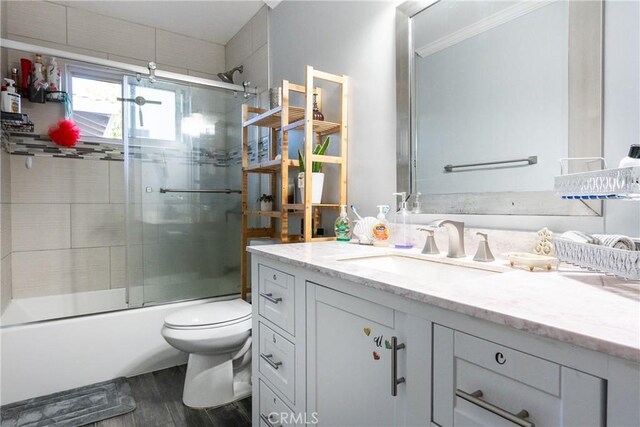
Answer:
top-left (432, 325), bottom-right (605, 427)
top-left (250, 251), bottom-right (640, 427)
top-left (306, 282), bottom-right (431, 427)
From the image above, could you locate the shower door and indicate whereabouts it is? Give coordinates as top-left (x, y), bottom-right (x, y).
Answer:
top-left (124, 76), bottom-right (245, 307)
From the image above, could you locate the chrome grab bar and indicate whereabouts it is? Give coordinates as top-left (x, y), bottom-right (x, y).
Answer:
top-left (159, 188), bottom-right (241, 194)
top-left (444, 156), bottom-right (537, 172)
top-left (456, 389), bottom-right (534, 427)
top-left (260, 353), bottom-right (283, 370)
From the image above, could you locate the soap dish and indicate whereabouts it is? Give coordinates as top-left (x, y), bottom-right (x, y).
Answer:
top-left (507, 253), bottom-right (559, 272)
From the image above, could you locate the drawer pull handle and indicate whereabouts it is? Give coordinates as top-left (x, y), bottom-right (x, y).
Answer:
top-left (260, 292), bottom-right (283, 304)
top-left (391, 336), bottom-right (406, 397)
top-left (260, 353), bottom-right (283, 370)
top-left (260, 413), bottom-right (280, 426)
top-left (456, 389), bottom-right (534, 427)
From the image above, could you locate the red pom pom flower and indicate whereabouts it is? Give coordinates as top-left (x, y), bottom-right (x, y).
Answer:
top-left (48, 119), bottom-right (81, 147)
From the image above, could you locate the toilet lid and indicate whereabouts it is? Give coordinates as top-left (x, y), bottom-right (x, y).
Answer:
top-left (164, 299), bottom-right (251, 328)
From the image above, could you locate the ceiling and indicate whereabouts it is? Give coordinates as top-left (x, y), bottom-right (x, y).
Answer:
top-left (52, 1), bottom-right (266, 45)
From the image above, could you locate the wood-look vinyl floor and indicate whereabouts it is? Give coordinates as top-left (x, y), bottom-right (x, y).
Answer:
top-left (85, 365), bottom-right (251, 427)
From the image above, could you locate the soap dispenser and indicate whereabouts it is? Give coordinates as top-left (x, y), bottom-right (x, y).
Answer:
top-left (392, 192), bottom-right (412, 249)
top-left (334, 204), bottom-right (351, 242)
top-left (372, 205), bottom-right (390, 247)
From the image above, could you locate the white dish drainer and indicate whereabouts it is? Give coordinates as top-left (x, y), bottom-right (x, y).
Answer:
top-left (553, 158), bottom-right (640, 280)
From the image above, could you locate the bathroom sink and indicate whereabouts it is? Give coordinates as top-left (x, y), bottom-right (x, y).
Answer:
top-left (337, 254), bottom-right (502, 284)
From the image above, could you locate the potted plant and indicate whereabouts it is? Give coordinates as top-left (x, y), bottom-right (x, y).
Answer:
top-left (258, 194), bottom-right (274, 211)
top-left (298, 136), bottom-right (330, 204)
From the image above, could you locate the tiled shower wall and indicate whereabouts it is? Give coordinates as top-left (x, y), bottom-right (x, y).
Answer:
top-left (1, 146), bottom-right (11, 313)
top-left (8, 154), bottom-right (126, 298)
top-left (0, 3), bottom-right (271, 304)
top-left (225, 6), bottom-right (271, 226)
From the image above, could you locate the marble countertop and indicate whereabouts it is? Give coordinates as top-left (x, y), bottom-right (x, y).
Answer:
top-left (248, 242), bottom-right (640, 362)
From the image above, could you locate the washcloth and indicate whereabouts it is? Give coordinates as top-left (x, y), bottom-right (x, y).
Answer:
top-left (560, 230), bottom-right (600, 245)
top-left (592, 234), bottom-right (636, 251)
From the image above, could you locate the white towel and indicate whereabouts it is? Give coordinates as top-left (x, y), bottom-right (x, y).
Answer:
top-left (560, 231), bottom-right (599, 245)
top-left (592, 234), bottom-right (636, 251)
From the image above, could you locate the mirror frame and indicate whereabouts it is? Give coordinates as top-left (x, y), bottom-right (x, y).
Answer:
top-left (396, 0), bottom-right (603, 216)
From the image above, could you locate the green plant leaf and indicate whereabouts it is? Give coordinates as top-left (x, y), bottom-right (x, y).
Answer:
top-left (298, 149), bottom-right (305, 173)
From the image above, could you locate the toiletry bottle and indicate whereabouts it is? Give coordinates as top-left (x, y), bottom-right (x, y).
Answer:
top-left (1, 79), bottom-right (21, 114)
top-left (47, 57), bottom-right (62, 100)
top-left (619, 145), bottom-right (640, 168)
top-left (32, 54), bottom-right (46, 90)
top-left (393, 192), bottom-right (412, 249)
top-left (334, 205), bottom-right (351, 242)
top-left (372, 205), bottom-right (390, 247)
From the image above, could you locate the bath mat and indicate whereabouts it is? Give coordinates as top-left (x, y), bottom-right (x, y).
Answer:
top-left (0, 377), bottom-right (136, 427)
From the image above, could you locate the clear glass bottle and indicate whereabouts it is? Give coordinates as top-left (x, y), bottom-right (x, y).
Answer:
top-left (393, 192), bottom-right (412, 249)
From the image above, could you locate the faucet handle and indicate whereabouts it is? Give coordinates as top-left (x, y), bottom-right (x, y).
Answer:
top-left (418, 227), bottom-right (440, 255)
top-left (473, 232), bottom-right (495, 262)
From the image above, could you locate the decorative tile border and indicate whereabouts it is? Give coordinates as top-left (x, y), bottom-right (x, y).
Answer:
top-left (1, 132), bottom-right (243, 167)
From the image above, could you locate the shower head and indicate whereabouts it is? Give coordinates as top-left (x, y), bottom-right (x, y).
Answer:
top-left (217, 65), bottom-right (244, 84)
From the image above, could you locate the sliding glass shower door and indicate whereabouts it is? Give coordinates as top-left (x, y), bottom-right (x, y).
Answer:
top-left (124, 76), bottom-right (247, 307)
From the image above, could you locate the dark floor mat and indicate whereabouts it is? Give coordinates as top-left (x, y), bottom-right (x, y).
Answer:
top-left (1, 377), bottom-right (136, 427)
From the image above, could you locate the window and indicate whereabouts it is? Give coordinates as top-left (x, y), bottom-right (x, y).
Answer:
top-left (67, 64), bottom-right (124, 141)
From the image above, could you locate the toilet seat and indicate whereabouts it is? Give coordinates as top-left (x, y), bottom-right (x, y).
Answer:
top-left (164, 299), bottom-right (251, 330)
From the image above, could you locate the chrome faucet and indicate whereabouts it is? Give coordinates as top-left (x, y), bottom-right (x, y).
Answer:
top-left (429, 219), bottom-right (466, 258)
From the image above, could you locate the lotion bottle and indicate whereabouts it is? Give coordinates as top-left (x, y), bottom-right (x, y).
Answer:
top-left (372, 205), bottom-right (390, 247)
top-left (1, 79), bottom-right (21, 113)
top-left (393, 192), bottom-right (412, 249)
top-left (619, 145), bottom-right (640, 168)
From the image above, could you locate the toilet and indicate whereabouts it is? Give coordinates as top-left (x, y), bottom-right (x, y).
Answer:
top-left (161, 299), bottom-right (252, 408)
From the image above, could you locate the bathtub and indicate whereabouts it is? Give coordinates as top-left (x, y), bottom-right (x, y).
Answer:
top-left (0, 294), bottom-right (240, 405)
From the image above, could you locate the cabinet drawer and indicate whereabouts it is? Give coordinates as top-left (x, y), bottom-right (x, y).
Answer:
top-left (433, 326), bottom-right (605, 427)
top-left (259, 264), bottom-right (295, 335)
top-left (259, 380), bottom-right (298, 426)
top-left (259, 322), bottom-right (295, 403)
top-left (455, 331), bottom-right (559, 395)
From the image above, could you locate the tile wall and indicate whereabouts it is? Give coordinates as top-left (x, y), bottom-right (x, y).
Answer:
top-left (225, 6), bottom-right (271, 227)
top-left (0, 3), bottom-right (272, 305)
top-left (1, 143), bottom-right (11, 313)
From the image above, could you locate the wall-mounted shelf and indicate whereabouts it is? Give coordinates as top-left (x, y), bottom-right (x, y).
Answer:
top-left (554, 165), bottom-right (639, 279)
top-left (239, 66), bottom-right (349, 299)
top-left (554, 166), bottom-right (640, 200)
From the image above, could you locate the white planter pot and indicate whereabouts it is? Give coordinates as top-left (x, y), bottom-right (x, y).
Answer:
top-left (260, 201), bottom-right (273, 211)
top-left (297, 172), bottom-right (325, 204)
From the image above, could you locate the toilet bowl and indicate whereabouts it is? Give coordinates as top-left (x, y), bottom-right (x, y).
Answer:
top-left (161, 299), bottom-right (252, 408)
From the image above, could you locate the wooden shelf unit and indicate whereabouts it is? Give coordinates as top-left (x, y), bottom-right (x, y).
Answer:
top-left (240, 66), bottom-right (348, 299)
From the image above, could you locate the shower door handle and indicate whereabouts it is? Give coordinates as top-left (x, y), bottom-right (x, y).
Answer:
top-left (260, 292), bottom-right (282, 304)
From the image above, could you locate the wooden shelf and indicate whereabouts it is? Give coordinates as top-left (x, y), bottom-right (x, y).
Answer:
top-left (283, 119), bottom-right (342, 136)
top-left (284, 203), bottom-right (341, 211)
top-left (243, 159), bottom-right (299, 173)
top-left (243, 106), bottom-right (305, 129)
top-left (245, 210), bottom-right (281, 217)
top-left (241, 67), bottom-right (348, 301)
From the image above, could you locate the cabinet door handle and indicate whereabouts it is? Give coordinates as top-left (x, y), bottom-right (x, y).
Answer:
top-left (260, 413), bottom-right (281, 426)
top-left (391, 336), bottom-right (406, 397)
top-left (260, 292), bottom-right (283, 304)
top-left (456, 389), bottom-right (534, 427)
top-left (260, 353), bottom-right (283, 370)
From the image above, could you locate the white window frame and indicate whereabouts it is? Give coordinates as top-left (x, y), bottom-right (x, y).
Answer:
top-left (65, 61), bottom-right (125, 144)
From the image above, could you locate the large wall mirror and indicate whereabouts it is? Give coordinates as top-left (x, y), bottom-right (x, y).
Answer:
top-left (396, 0), bottom-right (603, 216)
